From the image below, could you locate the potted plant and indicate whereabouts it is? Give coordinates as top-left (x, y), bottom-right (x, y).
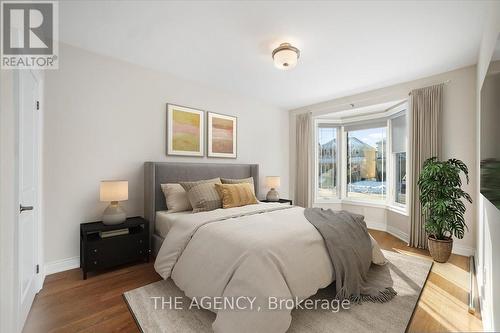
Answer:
top-left (418, 157), bottom-right (472, 263)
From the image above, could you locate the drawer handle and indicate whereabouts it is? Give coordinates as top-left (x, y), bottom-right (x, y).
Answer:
top-left (139, 250), bottom-right (143, 254)
top-left (92, 249), bottom-right (98, 253)
top-left (93, 260), bottom-right (98, 265)
top-left (139, 239), bottom-right (143, 244)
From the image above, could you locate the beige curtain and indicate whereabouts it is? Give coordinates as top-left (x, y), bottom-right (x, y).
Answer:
top-left (295, 113), bottom-right (312, 208)
top-left (409, 84), bottom-right (443, 249)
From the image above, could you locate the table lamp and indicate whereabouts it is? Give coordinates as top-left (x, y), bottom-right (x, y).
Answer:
top-left (100, 180), bottom-right (128, 225)
top-left (265, 176), bottom-right (281, 201)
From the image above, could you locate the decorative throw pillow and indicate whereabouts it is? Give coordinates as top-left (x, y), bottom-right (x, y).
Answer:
top-left (179, 178), bottom-right (221, 192)
top-left (215, 183), bottom-right (259, 209)
top-left (160, 183), bottom-right (192, 212)
top-left (220, 177), bottom-right (255, 194)
top-left (180, 178), bottom-right (222, 213)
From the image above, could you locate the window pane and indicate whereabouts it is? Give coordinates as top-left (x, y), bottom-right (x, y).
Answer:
top-left (391, 114), bottom-right (407, 153)
top-left (317, 126), bottom-right (337, 198)
top-left (347, 127), bottom-right (386, 201)
top-left (395, 152), bottom-right (406, 205)
top-left (392, 113), bottom-right (407, 206)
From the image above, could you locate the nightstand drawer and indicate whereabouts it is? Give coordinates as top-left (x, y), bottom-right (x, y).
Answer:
top-left (86, 234), bottom-right (147, 256)
top-left (83, 234), bottom-right (148, 270)
top-left (87, 233), bottom-right (147, 252)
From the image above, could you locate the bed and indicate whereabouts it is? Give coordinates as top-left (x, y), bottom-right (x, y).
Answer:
top-left (143, 162), bottom-right (379, 333)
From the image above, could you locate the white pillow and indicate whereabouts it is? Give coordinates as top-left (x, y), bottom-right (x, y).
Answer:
top-left (370, 234), bottom-right (387, 265)
top-left (160, 183), bottom-right (192, 213)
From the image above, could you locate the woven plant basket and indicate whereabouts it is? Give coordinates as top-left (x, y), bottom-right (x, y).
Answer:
top-left (427, 236), bottom-right (453, 263)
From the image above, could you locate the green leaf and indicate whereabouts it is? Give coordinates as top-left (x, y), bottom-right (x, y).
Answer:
top-left (418, 157), bottom-right (472, 240)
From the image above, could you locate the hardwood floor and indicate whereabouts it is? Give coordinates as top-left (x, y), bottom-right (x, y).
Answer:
top-left (369, 230), bottom-right (482, 333)
top-left (23, 230), bottom-right (482, 333)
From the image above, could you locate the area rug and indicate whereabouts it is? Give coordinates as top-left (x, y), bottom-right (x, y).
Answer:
top-left (124, 250), bottom-right (432, 333)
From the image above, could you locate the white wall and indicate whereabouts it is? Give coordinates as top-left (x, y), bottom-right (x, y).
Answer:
top-left (43, 43), bottom-right (290, 268)
top-left (290, 65), bottom-right (477, 256)
top-left (475, 1), bottom-right (500, 330)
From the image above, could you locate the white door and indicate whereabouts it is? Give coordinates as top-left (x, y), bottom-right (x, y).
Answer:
top-left (18, 70), bottom-right (40, 329)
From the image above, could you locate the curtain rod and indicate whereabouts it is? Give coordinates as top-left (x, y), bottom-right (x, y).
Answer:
top-left (307, 79), bottom-right (451, 116)
top-left (408, 80), bottom-right (451, 96)
top-left (309, 93), bottom-right (406, 116)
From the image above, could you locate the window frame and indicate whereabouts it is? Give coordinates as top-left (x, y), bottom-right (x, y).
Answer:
top-left (392, 151), bottom-right (407, 207)
top-left (388, 107), bottom-right (409, 213)
top-left (312, 102), bottom-right (408, 214)
top-left (344, 124), bottom-right (388, 203)
top-left (313, 119), bottom-right (341, 203)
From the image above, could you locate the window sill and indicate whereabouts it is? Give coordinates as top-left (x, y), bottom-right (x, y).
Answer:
top-left (387, 205), bottom-right (409, 216)
top-left (341, 199), bottom-right (387, 209)
top-left (314, 198), bottom-right (384, 208)
top-left (313, 198), bottom-right (408, 215)
top-left (314, 198), bottom-right (342, 205)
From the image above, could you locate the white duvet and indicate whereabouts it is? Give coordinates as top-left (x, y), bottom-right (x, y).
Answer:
top-left (154, 203), bottom-right (382, 333)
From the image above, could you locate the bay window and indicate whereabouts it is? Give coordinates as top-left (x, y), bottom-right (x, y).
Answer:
top-left (313, 103), bottom-right (408, 210)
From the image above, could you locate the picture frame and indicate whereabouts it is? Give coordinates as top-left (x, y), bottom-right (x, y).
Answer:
top-left (166, 104), bottom-right (204, 157)
top-left (207, 112), bottom-right (237, 158)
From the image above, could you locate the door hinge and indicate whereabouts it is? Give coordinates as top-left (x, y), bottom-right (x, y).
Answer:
top-left (36, 264), bottom-right (39, 274)
top-left (36, 101), bottom-right (40, 110)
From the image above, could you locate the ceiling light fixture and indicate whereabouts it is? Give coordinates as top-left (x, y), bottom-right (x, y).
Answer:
top-left (272, 43), bottom-right (300, 70)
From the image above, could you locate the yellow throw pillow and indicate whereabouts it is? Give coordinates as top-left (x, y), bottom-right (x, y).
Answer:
top-left (215, 183), bottom-right (259, 209)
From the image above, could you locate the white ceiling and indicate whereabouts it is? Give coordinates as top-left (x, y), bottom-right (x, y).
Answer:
top-left (59, 1), bottom-right (489, 110)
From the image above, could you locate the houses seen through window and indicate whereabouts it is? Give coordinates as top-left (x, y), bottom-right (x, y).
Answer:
top-left (317, 125), bottom-right (337, 198)
top-left (346, 127), bottom-right (387, 201)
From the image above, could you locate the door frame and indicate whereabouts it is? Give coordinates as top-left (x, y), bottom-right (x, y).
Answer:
top-left (30, 69), bottom-right (45, 293)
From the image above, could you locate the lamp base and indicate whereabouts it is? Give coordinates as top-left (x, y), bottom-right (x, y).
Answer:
top-left (102, 202), bottom-right (126, 225)
top-left (266, 188), bottom-right (280, 201)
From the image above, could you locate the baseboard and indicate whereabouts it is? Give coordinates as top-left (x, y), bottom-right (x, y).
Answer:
top-left (366, 221), bottom-right (387, 232)
top-left (45, 256), bottom-right (80, 276)
top-left (366, 221), bottom-right (410, 244)
top-left (367, 220), bottom-right (474, 257)
top-left (452, 244), bottom-right (475, 257)
top-left (386, 225), bottom-right (409, 243)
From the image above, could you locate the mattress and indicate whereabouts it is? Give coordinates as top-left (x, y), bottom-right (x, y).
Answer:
top-left (155, 210), bottom-right (192, 238)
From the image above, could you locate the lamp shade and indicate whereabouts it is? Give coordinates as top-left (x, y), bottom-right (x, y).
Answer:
top-left (266, 176), bottom-right (281, 189)
top-left (100, 180), bottom-right (128, 202)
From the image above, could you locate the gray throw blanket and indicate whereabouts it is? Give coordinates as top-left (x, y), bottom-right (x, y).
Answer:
top-left (304, 208), bottom-right (396, 304)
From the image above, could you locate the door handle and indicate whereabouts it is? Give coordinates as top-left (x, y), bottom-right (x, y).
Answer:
top-left (20, 204), bottom-right (34, 213)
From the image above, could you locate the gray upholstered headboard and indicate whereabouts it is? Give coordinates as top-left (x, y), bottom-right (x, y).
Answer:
top-left (144, 162), bottom-right (259, 250)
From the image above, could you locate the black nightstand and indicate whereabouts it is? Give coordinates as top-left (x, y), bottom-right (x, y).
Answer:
top-left (80, 216), bottom-right (149, 279)
top-left (260, 199), bottom-right (293, 205)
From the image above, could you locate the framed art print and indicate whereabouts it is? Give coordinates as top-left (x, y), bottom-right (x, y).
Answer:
top-left (167, 104), bottom-right (204, 156)
top-left (207, 112), bottom-right (237, 158)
